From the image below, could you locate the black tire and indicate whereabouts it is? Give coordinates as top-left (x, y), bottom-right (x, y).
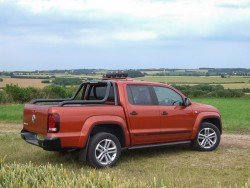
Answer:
top-left (191, 122), bottom-right (221, 151)
top-left (87, 132), bottom-right (121, 168)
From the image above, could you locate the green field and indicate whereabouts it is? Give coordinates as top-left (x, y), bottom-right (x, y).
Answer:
top-left (0, 104), bottom-right (23, 123)
top-left (1, 99), bottom-right (249, 132)
top-left (192, 98), bottom-right (250, 132)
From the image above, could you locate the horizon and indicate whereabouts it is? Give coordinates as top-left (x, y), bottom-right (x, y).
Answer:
top-left (0, 67), bottom-right (250, 73)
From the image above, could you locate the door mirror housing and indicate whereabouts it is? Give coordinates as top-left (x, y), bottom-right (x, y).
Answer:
top-left (184, 98), bottom-right (191, 107)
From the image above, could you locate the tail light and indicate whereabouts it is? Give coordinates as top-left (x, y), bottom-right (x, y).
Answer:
top-left (48, 114), bottom-right (60, 133)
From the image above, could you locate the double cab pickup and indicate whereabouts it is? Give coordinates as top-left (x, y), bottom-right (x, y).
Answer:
top-left (21, 73), bottom-right (222, 168)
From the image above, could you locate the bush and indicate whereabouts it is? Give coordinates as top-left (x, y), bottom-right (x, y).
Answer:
top-left (0, 84), bottom-right (78, 104)
top-left (3, 84), bottom-right (44, 103)
top-left (0, 78), bottom-right (3, 82)
top-left (4, 84), bottom-right (26, 103)
top-left (0, 90), bottom-right (12, 103)
top-left (127, 70), bottom-right (146, 78)
top-left (243, 88), bottom-right (250, 93)
top-left (174, 84), bottom-right (245, 98)
top-left (43, 85), bottom-right (73, 98)
top-left (52, 77), bottom-right (82, 86)
top-left (214, 89), bottom-right (244, 98)
top-left (41, 80), bottom-right (50, 84)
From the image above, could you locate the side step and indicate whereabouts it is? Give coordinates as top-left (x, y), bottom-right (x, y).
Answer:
top-left (128, 141), bottom-right (191, 150)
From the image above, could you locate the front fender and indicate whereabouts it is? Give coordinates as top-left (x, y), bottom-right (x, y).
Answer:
top-left (191, 112), bottom-right (221, 139)
top-left (77, 115), bottom-right (130, 148)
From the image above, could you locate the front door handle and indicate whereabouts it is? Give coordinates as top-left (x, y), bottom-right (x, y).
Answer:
top-left (161, 111), bottom-right (168, 115)
top-left (130, 111), bottom-right (138, 115)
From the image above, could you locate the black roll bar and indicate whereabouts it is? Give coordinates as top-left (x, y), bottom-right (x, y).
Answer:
top-left (59, 82), bottom-right (111, 106)
top-left (30, 81), bottom-right (118, 106)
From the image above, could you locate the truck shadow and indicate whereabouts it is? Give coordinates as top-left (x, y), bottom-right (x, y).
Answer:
top-left (42, 144), bottom-right (192, 168)
top-left (121, 144), bottom-right (192, 161)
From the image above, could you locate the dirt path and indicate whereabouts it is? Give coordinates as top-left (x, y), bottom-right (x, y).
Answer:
top-left (0, 123), bottom-right (249, 148)
top-left (221, 133), bottom-right (250, 149)
top-left (0, 123), bottom-right (22, 133)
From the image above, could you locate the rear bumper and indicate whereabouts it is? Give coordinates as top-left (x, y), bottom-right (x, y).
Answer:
top-left (20, 130), bottom-right (61, 151)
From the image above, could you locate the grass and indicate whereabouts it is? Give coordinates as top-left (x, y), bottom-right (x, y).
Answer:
top-left (0, 104), bottom-right (23, 123)
top-left (0, 99), bottom-right (249, 187)
top-left (0, 133), bottom-right (249, 187)
top-left (192, 98), bottom-right (250, 132)
top-left (1, 161), bottom-right (147, 188)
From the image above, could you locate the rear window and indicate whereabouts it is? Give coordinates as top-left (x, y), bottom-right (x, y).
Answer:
top-left (88, 85), bottom-right (114, 101)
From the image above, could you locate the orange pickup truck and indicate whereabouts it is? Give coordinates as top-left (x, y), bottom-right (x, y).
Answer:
top-left (21, 73), bottom-right (222, 168)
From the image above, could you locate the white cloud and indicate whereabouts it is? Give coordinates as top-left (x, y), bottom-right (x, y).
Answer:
top-left (8, 0), bottom-right (249, 43)
top-left (1, 0), bottom-right (250, 71)
top-left (113, 31), bottom-right (157, 41)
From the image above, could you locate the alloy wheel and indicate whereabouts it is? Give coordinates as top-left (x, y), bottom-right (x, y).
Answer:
top-left (197, 128), bottom-right (217, 149)
top-left (95, 139), bottom-right (117, 165)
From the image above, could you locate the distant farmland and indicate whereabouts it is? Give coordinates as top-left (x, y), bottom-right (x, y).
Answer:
top-left (0, 75), bottom-right (249, 89)
top-left (135, 76), bottom-right (250, 89)
top-left (0, 78), bottom-right (47, 88)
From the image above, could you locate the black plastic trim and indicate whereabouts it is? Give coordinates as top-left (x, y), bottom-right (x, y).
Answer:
top-left (134, 130), bottom-right (192, 136)
top-left (20, 130), bottom-right (62, 151)
top-left (128, 141), bottom-right (191, 150)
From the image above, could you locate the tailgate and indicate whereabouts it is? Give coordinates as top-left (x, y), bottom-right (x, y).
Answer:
top-left (23, 104), bottom-right (50, 135)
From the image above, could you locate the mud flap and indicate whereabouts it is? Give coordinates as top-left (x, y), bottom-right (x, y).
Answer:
top-left (78, 137), bottom-right (90, 162)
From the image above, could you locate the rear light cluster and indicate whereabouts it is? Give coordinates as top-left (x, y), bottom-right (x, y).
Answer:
top-left (48, 114), bottom-right (60, 133)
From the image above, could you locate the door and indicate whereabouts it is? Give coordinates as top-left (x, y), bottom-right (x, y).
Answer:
top-left (125, 85), bottom-right (162, 145)
top-left (153, 86), bottom-right (195, 141)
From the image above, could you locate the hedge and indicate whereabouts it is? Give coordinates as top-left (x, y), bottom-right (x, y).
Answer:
top-left (0, 84), bottom-right (248, 104)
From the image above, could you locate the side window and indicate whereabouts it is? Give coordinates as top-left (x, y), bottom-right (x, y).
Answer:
top-left (153, 86), bottom-right (183, 106)
top-left (127, 85), bottom-right (153, 105)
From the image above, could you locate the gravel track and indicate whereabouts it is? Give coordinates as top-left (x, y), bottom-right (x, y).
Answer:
top-left (0, 123), bottom-right (249, 148)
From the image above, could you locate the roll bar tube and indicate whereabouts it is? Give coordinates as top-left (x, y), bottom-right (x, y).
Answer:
top-left (30, 81), bottom-right (118, 106)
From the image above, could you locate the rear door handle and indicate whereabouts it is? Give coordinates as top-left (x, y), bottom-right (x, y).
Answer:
top-left (130, 111), bottom-right (138, 115)
top-left (161, 111), bottom-right (168, 115)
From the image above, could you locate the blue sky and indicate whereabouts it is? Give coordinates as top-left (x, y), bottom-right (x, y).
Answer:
top-left (0, 0), bottom-right (250, 71)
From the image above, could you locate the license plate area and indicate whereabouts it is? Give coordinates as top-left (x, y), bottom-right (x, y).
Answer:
top-left (36, 134), bottom-right (45, 140)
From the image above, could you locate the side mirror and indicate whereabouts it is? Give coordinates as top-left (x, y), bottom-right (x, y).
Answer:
top-left (184, 98), bottom-right (191, 107)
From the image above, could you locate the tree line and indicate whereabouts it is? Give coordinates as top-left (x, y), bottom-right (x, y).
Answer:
top-left (0, 84), bottom-right (77, 103)
top-left (173, 84), bottom-right (245, 98)
top-left (0, 84), bottom-right (248, 104)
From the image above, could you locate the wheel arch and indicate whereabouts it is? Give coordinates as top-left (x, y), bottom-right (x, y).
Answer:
top-left (78, 115), bottom-right (130, 148)
top-left (89, 123), bottom-right (126, 148)
top-left (191, 112), bottom-right (222, 139)
top-left (201, 117), bottom-right (222, 134)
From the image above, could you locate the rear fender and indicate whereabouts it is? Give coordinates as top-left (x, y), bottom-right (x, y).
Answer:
top-left (191, 112), bottom-right (221, 140)
top-left (78, 115), bottom-right (130, 148)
